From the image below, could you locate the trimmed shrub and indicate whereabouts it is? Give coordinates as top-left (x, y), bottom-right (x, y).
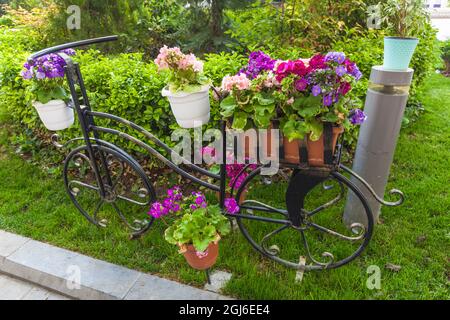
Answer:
top-left (0, 33), bottom-right (247, 158)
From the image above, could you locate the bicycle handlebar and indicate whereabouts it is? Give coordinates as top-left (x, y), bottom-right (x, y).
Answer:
top-left (28, 35), bottom-right (119, 60)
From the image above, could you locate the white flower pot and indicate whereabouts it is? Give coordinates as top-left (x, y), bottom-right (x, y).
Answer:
top-left (33, 99), bottom-right (74, 131)
top-left (162, 85), bottom-right (210, 128)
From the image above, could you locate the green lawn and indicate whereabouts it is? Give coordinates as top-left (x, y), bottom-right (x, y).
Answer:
top-left (0, 73), bottom-right (449, 300)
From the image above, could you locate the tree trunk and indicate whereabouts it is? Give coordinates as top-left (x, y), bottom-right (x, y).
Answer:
top-left (210, 0), bottom-right (224, 38)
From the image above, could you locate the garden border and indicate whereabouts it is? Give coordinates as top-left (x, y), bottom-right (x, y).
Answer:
top-left (0, 230), bottom-right (230, 300)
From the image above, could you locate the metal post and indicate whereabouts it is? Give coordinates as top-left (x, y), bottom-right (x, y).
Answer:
top-left (219, 120), bottom-right (227, 209)
top-left (344, 66), bottom-right (414, 227)
top-left (205, 268), bottom-right (212, 285)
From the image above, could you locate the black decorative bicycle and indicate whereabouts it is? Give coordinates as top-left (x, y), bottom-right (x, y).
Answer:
top-left (29, 36), bottom-right (404, 272)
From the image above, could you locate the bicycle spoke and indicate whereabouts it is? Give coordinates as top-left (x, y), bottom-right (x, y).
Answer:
top-left (300, 230), bottom-right (335, 267)
top-left (92, 200), bottom-right (106, 227)
top-left (306, 181), bottom-right (345, 217)
top-left (260, 224), bottom-right (291, 256)
top-left (68, 180), bottom-right (99, 195)
top-left (240, 200), bottom-right (289, 217)
top-left (112, 202), bottom-right (147, 232)
top-left (307, 222), bottom-right (366, 241)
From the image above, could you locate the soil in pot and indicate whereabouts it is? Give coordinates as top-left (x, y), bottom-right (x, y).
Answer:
top-left (181, 242), bottom-right (219, 270)
top-left (283, 126), bottom-right (344, 166)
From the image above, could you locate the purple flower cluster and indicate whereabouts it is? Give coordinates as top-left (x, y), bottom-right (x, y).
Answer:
top-left (147, 186), bottom-right (211, 219)
top-left (325, 52), bottom-right (347, 64)
top-left (226, 161), bottom-right (258, 190)
top-left (148, 186), bottom-right (183, 219)
top-left (306, 52), bottom-right (363, 108)
top-left (322, 52), bottom-right (362, 80)
top-left (349, 109), bottom-right (367, 125)
top-left (239, 51), bottom-right (276, 79)
top-left (148, 202), bottom-right (169, 219)
top-left (21, 49), bottom-right (76, 80)
top-left (224, 198), bottom-right (239, 215)
top-left (189, 192), bottom-right (207, 211)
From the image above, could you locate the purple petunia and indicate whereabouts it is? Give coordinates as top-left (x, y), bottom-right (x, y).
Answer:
top-left (226, 160), bottom-right (258, 190)
top-left (167, 186), bottom-right (183, 201)
top-left (239, 51), bottom-right (276, 79)
top-left (191, 191), bottom-right (207, 209)
top-left (336, 65), bottom-right (347, 77)
top-left (323, 94), bottom-right (333, 107)
top-left (21, 49), bottom-right (76, 81)
top-left (349, 109), bottom-right (367, 125)
top-left (325, 52), bottom-right (346, 64)
top-left (312, 85), bottom-right (322, 96)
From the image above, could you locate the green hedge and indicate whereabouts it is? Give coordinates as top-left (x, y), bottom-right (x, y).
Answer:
top-left (0, 27), bottom-right (245, 157)
top-left (0, 23), bottom-right (440, 162)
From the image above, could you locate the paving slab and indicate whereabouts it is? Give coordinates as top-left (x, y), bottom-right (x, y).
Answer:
top-left (21, 286), bottom-right (54, 300)
top-left (0, 273), bottom-right (33, 300)
top-left (0, 230), bottom-right (29, 260)
top-left (124, 274), bottom-right (228, 300)
top-left (204, 270), bottom-right (232, 293)
top-left (0, 273), bottom-right (69, 300)
top-left (0, 230), bottom-right (230, 300)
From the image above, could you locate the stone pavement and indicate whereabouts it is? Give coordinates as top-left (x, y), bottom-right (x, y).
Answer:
top-left (0, 230), bottom-right (230, 300)
top-left (0, 273), bottom-right (70, 300)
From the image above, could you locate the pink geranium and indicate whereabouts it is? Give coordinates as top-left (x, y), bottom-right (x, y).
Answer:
top-left (221, 74), bottom-right (251, 92)
top-left (155, 45), bottom-right (209, 93)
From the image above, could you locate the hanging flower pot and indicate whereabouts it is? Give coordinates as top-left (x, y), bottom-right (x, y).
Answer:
top-left (179, 241), bottom-right (219, 271)
top-left (20, 49), bottom-right (77, 131)
top-left (162, 85), bottom-right (211, 128)
top-left (33, 100), bottom-right (74, 131)
top-left (155, 46), bottom-right (211, 129)
top-left (283, 126), bottom-right (344, 167)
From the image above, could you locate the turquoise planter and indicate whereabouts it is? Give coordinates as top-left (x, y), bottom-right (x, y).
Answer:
top-left (383, 37), bottom-right (419, 71)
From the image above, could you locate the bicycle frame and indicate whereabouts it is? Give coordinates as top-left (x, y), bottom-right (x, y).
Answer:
top-left (30, 36), bottom-right (405, 271)
top-left (31, 36), bottom-right (230, 206)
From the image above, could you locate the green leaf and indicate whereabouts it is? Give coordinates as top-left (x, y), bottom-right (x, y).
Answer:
top-left (164, 226), bottom-right (178, 245)
top-left (36, 89), bottom-right (52, 104)
top-left (307, 120), bottom-right (324, 142)
top-left (322, 112), bottom-right (339, 123)
top-left (232, 111), bottom-right (248, 130)
top-left (255, 93), bottom-right (275, 106)
top-left (282, 120), bottom-right (308, 142)
top-left (299, 105), bottom-right (320, 118)
top-left (220, 95), bottom-right (237, 117)
top-left (216, 220), bottom-right (231, 236)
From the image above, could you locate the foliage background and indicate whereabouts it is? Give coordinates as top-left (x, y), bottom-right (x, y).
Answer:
top-left (0, 0), bottom-right (442, 165)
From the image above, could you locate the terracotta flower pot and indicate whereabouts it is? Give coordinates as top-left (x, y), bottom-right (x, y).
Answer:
top-left (236, 125), bottom-right (274, 159)
top-left (179, 242), bottom-right (219, 270)
top-left (283, 126), bottom-right (344, 167)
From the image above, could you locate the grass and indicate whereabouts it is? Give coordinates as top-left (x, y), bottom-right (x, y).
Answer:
top-left (0, 73), bottom-right (449, 300)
